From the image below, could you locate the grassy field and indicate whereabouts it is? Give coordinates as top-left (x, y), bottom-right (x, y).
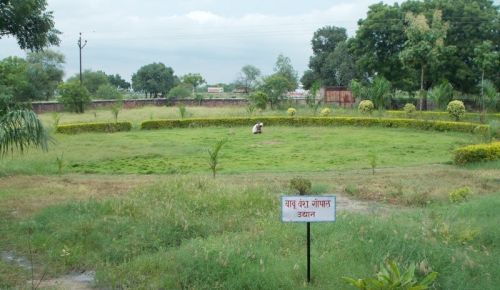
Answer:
top-left (1, 107), bottom-right (499, 289)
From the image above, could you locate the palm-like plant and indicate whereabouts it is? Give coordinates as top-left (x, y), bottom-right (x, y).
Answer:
top-left (0, 96), bottom-right (49, 157)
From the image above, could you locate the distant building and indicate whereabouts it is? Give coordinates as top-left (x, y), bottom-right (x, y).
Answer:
top-left (287, 84), bottom-right (308, 99)
top-left (207, 87), bottom-right (224, 93)
top-left (319, 86), bottom-right (355, 108)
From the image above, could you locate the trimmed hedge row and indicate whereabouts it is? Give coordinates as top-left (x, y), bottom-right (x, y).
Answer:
top-left (386, 110), bottom-right (500, 121)
top-left (56, 122), bottom-right (132, 134)
top-left (141, 117), bottom-right (489, 135)
top-left (454, 142), bottom-right (500, 165)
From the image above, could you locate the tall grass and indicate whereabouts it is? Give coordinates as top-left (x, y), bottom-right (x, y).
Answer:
top-left (2, 177), bottom-right (498, 289)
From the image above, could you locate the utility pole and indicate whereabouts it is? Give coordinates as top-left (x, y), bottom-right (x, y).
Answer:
top-left (77, 32), bottom-right (87, 85)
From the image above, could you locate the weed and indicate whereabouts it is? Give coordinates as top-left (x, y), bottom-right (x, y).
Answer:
top-left (208, 138), bottom-right (227, 178)
top-left (345, 184), bottom-right (360, 196)
top-left (449, 186), bottom-right (471, 203)
top-left (289, 177), bottom-right (311, 195)
top-left (55, 153), bottom-right (64, 174)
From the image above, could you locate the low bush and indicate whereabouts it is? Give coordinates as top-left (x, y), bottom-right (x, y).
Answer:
top-left (141, 117), bottom-right (489, 135)
top-left (447, 100), bottom-right (466, 121)
top-left (454, 141), bottom-right (500, 165)
top-left (287, 107), bottom-right (297, 116)
top-left (56, 122), bottom-right (132, 134)
top-left (403, 103), bottom-right (416, 117)
top-left (449, 187), bottom-right (471, 203)
top-left (290, 177), bottom-right (312, 195)
top-left (359, 100), bottom-right (374, 114)
top-left (320, 108), bottom-right (332, 116)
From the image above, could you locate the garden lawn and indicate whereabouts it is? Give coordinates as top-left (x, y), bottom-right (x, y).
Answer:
top-left (0, 126), bottom-right (477, 175)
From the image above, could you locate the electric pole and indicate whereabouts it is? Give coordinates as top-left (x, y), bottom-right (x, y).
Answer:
top-left (78, 32), bottom-right (87, 85)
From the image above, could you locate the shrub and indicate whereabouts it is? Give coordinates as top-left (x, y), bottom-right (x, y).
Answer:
top-left (58, 81), bottom-right (91, 113)
top-left (287, 107), bottom-right (297, 116)
top-left (290, 177), bottom-right (312, 195)
top-left (56, 122), bottom-right (132, 134)
top-left (454, 142), bottom-right (500, 165)
top-left (447, 100), bottom-right (465, 121)
top-left (320, 108), bottom-right (332, 117)
top-left (403, 103), bottom-right (416, 117)
top-left (343, 260), bottom-right (438, 290)
top-left (167, 84), bottom-right (192, 100)
top-left (449, 187), bottom-right (471, 203)
top-left (359, 100), bottom-right (374, 115)
top-left (248, 91), bottom-right (268, 110)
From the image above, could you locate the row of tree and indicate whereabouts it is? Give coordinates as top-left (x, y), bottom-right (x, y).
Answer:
top-left (301, 0), bottom-right (499, 108)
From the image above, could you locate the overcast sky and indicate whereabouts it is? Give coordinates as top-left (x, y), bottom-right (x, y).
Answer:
top-left (1, 0), bottom-right (402, 84)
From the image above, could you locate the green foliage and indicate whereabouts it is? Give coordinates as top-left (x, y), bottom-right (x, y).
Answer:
top-left (289, 177), bottom-right (312, 195)
top-left (239, 65), bottom-right (261, 93)
top-left (55, 122), bottom-right (132, 134)
top-left (0, 0), bottom-right (60, 50)
top-left (208, 138), bottom-right (227, 178)
top-left (141, 116), bottom-right (489, 136)
top-left (480, 80), bottom-right (498, 113)
top-left (57, 81), bottom-right (91, 113)
top-left (370, 76), bottom-right (392, 110)
top-left (107, 74), bottom-right (130, 90)
top-left (51, 111), bottom-right (61, 128)
top-left (320, 108), bottom-right (332, 117)
top-left (449, 187), bottom-right (471, 203)
top-left (67, 70), bottom-right (110, 96)
top-left (25, 50), bottom-right (65, 101)
top-left (403, 103), bottom-right (416, 117)
top-left (0, 105), bottom-right (49, 157)
top-left (110, 102), bottom-right (123, 123)
top-left (132, 63), bottom-right (176, 97)
top-left (167, 84), bottom-right (192, 100)
top-left (447, 100), bottom-right (465, 121)
top-left (349, 80), bottom-right (370, 101)
top-left (96, 83), bottom-right (123, 100)
top-left (273, 54), bottom-right (298, 90)
top-left (359, 100), bottom-right (375, 115)
top-left (248, 91), bottom-right (268, 110)
top-left (454, 142), bottom-right (500, 165)
top-left (261, 74), bottom-right (293, 109)
top-left (428, 81), bottom-right (454, 110)
top-left (343, 259), bottom-right (438, 290)
top-left (178, 105), bottom-right (188, 119)
top-left (181, 73), bottom-right (205, 95)
top-left (287, 107), bottom-right (296, 117)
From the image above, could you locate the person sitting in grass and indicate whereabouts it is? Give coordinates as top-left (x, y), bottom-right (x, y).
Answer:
top-left (252, 122), bottom-right (263, 134)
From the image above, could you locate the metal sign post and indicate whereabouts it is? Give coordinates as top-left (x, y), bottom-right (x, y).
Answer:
top-left (281, 195), bottom-right (336, 283)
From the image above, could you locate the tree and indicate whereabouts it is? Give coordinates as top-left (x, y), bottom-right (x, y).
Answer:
top-left (58, 81), bottom-right (91, 113)
top-left (0, 56), bottom-right (30, 102)
top-left (239, 65), bottom-right (261, 93)
top-left (474, 40), bottom-right (499, 118)
top-left (300, 70), bottom-right (316, 90)
top-left (400, 10), bottom-right (449, 110)
top-left (0, 94), bottom-right (48, 157)
top-left (350, 3), bottom-right (414, 91)
top-left (96, 84), bottom-right (122, 100)
top-left (309, 26), bottom-right (355, 87)
top-left (167, 84), bottom-right (192, 100)
top-left (108, 74), bottom-right (130, 90)
top-left (0, 0), bottom-right (60, 50)
top-left (181, 73), bottom-right (205, 95)
top-left (68, 70), bottom-right (109, 96)
top-left (25, 50), bottom-right (65, 100)
top-left (261, 74), bottom-right (293, 109)
top-left (132, 63), bottom-right (176, 98)
top-left (274, 54), bottom-right (298, 90)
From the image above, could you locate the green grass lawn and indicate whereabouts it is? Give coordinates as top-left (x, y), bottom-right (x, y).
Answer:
top-left (0, 126), bottom-right (477, 176)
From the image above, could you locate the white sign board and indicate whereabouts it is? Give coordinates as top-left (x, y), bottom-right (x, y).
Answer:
top-left (281, 196), bottom-right (336, 222)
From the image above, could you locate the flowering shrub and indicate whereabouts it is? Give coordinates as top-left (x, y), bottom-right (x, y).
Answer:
top-left (287, 107), bottom-right (297, 116)
top-left (320, 108), bottom-right (332, 117)
top-left (403, 103), bottom-right (417, 117)
top-left (359, 100), bottom-right (374, 115)
top-left (447, 100), bottom-right (465, 121)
